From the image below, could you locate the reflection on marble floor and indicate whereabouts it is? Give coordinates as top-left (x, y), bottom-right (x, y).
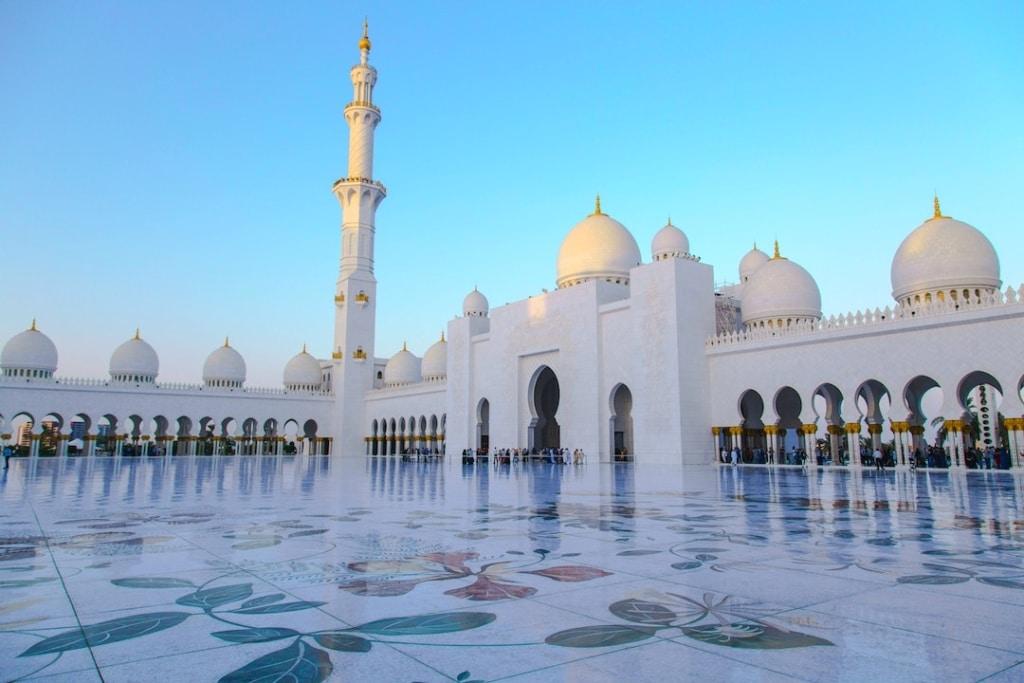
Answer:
top-left (1, 457), bottom-right (1023, 682)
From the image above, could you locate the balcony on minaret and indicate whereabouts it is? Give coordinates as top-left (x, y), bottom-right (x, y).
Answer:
top-left (354, 291), bottom-right (370, 306)
top-left (334, 294), bottom-right (345, 307)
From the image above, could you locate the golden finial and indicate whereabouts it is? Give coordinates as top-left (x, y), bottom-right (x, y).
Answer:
top-left (224, 336), bottom-right (230, 348)
top-left (29, 318), bottom-right (37, 331)
top-left (933, 193), bottom-right (944, 219)
top-left (440, 330), bottom-right (445, 342)
top-left (302, 343), bottom-right (307, 353)
top-left (772, 240), bottom-right (781, 259)
top-left (402, 340), bottom-right (407, 352)
top-left (667, 215), bottom-right (672, 226)
top-left (753, 241), bottom-right (757, 251)
top-left (593, 194), bottom-right (603, 215)
top-left (359, 18), bottom-right (371, 51)
top-left (134, 327), bottom-right (141, 340)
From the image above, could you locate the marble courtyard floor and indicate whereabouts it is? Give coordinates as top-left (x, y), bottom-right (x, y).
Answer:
top-left (1, 457), bottom-right (1023, 682)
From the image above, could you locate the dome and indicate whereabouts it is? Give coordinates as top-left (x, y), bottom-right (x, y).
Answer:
top-left (651, 219), bottom-right (689, 261)
top-left (109, 330), bottom-right (159, 383)
top-left (1, 321), bottom-right (58, 378)
top-left (384, 343), bottom-right (421, 386)
top-left (739, 244), bottom-right (770, 283)
top-left (556, 197), bottom-right (642, 288)
top-left (463, 288), bottom-right (489, 317)
top-left (203, 338), bottom-right (246, 388)
top-left (283, 347), bottom-right (322, 390)
top-left (890, 198), bottom-right (1000, 304)
top-left (741, 243), bottom-right (822, 327)
top-left (421, 333), bottom-right (447, 380)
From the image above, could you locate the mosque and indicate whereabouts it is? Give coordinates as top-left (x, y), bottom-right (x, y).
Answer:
top-left (2, 25), bottom-right (1023, 469)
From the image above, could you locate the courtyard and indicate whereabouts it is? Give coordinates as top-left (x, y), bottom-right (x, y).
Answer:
top-left (1, 456), bottom-right (1023, 682)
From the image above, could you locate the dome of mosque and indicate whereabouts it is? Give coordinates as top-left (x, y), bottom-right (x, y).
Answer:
top-left (890, 199), bottom-right (1000, 304)
top-left (384, 344), bottom-right (421, 386)
top-left (651, 220), bottom-right (689, 260)
top-left (421, 334), bottom-right (447, 381)
top-left (0, 321), bottom-right (58, 377)
top-left (109, 331), bottom-right (159, 382)
top-left (556, 197), bottom-right (642, 288)
top-left (203, 340), bottom-right (246, 387)
top-left (463, 288), bottom-right (489, 317)
top-left (283, 348), bottom-right (322, 390)
top-left (741, 244), bottom-right (822, 326)
top-left (739, 244), bottom-right (770, 283)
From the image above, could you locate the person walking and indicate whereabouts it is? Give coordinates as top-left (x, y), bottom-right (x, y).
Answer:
top-left (873, 447), bottom-right (884, 471)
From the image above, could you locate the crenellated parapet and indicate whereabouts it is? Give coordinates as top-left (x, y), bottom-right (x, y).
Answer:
top-left (706, 284), bottom-right (1024, 350)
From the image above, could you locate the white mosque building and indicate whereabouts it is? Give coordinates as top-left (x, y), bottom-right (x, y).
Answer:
top-left (2, 25), bottom-right (1023, 469)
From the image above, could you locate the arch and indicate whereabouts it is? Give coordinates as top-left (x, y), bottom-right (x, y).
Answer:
top-left (9, 412), bottom-right (35, 456)
top-left (903, 375), bottom-right (945, 458)
top-left (812, 383), bottom-right (843, 424)
top-left (738, 389), bottom-right (764, 428)
top-left (956, 371), bottom-right (1005, 451)
top-left (609, 383), bottom-right (633, 458)
top-left (303, 419), bottom-right (318, 439)
top-left (38, 413), bottom-right (63, 456)
top-left (957, 371), bottom-right (1003, 412)
top-left (476, 398), bottom-right (490, 452)
top-left (389, 418), bottom-right (397, 455)
top-left (528, 366), bottom-right (560, 450)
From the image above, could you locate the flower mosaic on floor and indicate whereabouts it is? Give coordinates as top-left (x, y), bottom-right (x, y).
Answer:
top-left (2, 457), bottom-right (1024, 681)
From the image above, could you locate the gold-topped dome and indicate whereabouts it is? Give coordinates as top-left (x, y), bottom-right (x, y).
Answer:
top-left (359, 19), bottom-right (371, 51)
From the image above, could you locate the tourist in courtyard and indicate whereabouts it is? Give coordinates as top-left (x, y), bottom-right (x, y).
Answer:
top-left (873, 446), bottom-right (883, 471)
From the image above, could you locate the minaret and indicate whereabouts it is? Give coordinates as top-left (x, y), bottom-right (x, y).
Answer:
top-left (332, 21), bottom-right (386, 455)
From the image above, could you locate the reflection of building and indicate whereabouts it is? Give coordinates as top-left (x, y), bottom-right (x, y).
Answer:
top-left (1, 24), bottom-right (1023, 469)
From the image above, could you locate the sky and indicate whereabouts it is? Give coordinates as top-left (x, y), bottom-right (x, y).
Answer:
top-left (1, 1), bottom-right (1022, 387)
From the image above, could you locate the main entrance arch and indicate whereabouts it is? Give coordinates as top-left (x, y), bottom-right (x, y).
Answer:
top-left (610, 383), bottom-right (633, 457)
top-left (528, 366), bottom-right (560, 450)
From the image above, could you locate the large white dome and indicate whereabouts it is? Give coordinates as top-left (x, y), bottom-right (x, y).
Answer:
top-left (1, 321), bottom-right (58, 378)
top-left (890, 200), bottom-right (1000, 304)
top-left (651, 220), bottom-right (689, 261)
top-left (741, 245), bottom-right (822, 327)
top-left (384, 344), bottom-right (421, 386)
top-left (463, 288), bottom-right (489, 317)
top-left (283, 347), bottom-right (322, 390)
top-left (109, 331), bottom-right (159, 382)
top-left (203, 339), bottom-right (246, 387)
top-left (739, 244), bottom-right (770, 283)
top-left (421, 334), bottom-right (447, 381)
top-left (556, 198), bottom-right (642, 288)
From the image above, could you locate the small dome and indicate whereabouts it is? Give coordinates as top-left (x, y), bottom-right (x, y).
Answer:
top-left (421, 333), bottom-right (447, 380)
top-left (556, 197), bottom-right (642, 288)
top-left (109, 330), bottom-right (159, 383)
top-left (463, 288), bottom-right (489, 317)
top-left (203, 339), bottom-right (246, 388)
top-left (890, 199), bottom-right (1000, 304)
top-left (651, 219), bottom-right (689, 261)
top-left (739, 244), bottom-right (770, 283)
top-left (741, 244), bottom-right (822, 327)
top-left (283, 347), bottom-right (322, 390)
top-left (1, 321), bottom-right (58, 378)
top-left (384, 343), bottom-right (421, 386)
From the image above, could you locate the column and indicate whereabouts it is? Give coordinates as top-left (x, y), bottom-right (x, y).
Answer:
top-left (889, 421), bottom-right (905, 467)
top-left (801, 424), bottom-right (817, 461)
top-left (1005, 418), bottom-right (1023, 469)
top-left (58, 433), bottom-right (69, 457)
top-left (867, 422), bottom-right (882, 452)
top-left (844, 422), bottom-right (861, 469)
top-left (711, 427), bottom-right (722, 463)
top-left (826, 425), bottom-right (841, 466)
top-left (114, 435), bottom-right (124, 457)
top-left (85, 433), bottom-right (96, 457)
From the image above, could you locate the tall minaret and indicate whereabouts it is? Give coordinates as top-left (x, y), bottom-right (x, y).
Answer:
top-left (332, 20), bottom-right (385, 455)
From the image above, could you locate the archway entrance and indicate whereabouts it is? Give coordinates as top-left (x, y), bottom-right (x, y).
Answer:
top-left (476, 399), bottom-right (490, 453)
top-left (610, 384), bottom-right (633, 458)
top-left (529, 366), bottom-right (560, 450)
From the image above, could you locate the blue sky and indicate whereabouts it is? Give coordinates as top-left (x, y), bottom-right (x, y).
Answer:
top-left (2, 1), bottom-right (1022, 386)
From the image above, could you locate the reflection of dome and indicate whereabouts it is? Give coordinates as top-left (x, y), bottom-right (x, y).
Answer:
top-left (109, 330), bottom-right (159, 383)
top-left (421, 333), bottom-right (447, 381)
top-left (651, 219), bottom-right (689, 260)
top-left (283, 347), bottom-right (322, 391)
top-left (1, 320), bottom-right (58, 378)
top-left (739, 244), bottom-right (770, 283)
top-left (890, 198), bottom-right (1000, 305)
top-left (741, 243), bottom-right (822, 328)
top-left (556, 196), bottom-right (642, 288)
top-left (384, 343), bottom-right (421, 386)
top-left (203, 338), bottom-right (246, 388)
top-left (463, 288), bottom-right (489, 317)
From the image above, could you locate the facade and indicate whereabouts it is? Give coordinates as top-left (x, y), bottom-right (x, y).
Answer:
top-left (2, 26), bottom-right (1023, 469)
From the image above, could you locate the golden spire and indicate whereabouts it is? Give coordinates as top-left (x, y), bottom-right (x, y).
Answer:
top-left (932, 193), bottom-right (944, 219)
top-left (134, 327), bottom-right (141, 340)
top-left (440, 330), bottom-right (445, 342)
top-left (753, 241), bottom-right (758, 251)
top-left (359, 18), bottom-right (371, 51)
top-left (224, 336), bottom-right (230, 348)
top-left (302, 343), bottom-right (307, 353)
top-left (30, 318), bottom-right (37, 331)
top-left (402, 340), bottom-right (407, 352)
top-left (592, 194), bottom-right (603, 215)
top-left (667, 215), bottom-right (672, 226)
top-left (772, 240), bottom-right (781, 259)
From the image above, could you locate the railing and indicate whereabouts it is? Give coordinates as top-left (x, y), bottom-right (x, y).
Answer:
top-left (332, 177), bottom-right (387, 195)
top-left (344, 101), bottom-right (380, 115)
top-left (706, 284), bottom-right (1024, 350)
top-left (0, 374), bottom-right (333, 398)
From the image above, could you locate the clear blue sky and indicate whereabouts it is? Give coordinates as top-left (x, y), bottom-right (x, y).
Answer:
top-left (2, 1), bottom-right (1022, 386)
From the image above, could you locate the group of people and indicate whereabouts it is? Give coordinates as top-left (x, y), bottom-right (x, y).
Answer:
top-left (722, 442), bottom-right (1018, 471)
top-left (461, 447), bottom-right (586, 465)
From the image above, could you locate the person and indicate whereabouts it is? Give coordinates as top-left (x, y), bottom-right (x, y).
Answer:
top-left (983, 446), bottom-right (995, 470)
top-left (730, 446), bottom-right (739, 465)
top-left (2, 444), bottom-right (11, 469)
top-left (873, 447), bottom-right (883, 471)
